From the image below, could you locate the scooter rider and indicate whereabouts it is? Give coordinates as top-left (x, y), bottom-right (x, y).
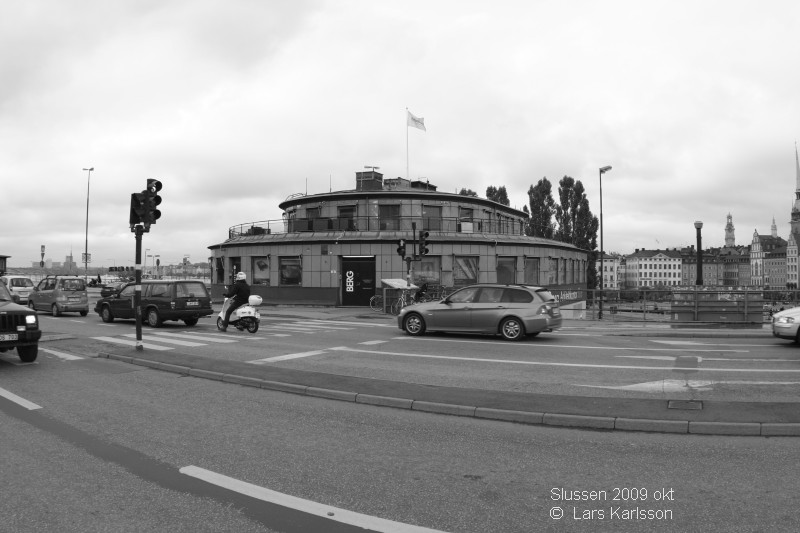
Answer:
top-left (221, 272), bottom-right (251, 331)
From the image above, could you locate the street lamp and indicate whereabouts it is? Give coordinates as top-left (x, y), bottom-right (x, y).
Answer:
top-left (694, 221), bottom-right (703, 286)
top-left (598, 165), bottom-right (612, 319)
top-left (82, 167), bottom-right (94, 281)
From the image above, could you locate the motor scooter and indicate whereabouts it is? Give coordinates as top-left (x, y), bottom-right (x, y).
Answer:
top-left (217, 295), bottom-right (262, 333)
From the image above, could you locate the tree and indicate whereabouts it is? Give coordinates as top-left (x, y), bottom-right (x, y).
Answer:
top-left (458, 188), bottom-right (478, 197)
top-left (486, 185), bottom-right (510, 206)
top-left (525, 178), bottom-right (555, 239)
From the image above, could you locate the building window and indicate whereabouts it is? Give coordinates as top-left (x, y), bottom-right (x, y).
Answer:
top-left (496, 257), bottom-right (516, 284)
top-left (524, 257), bottom-right (540, 285)
top-left (422, 205), bottom-right (442, 231)
top-left (337, 205), bottom-right (356, 231)
top-left (454, 256), bottom-right (478, 287)
top-left (458, 208), bottom-right (474, 233)
top-left (251, 256), bottom-right (270, 286)
top-left (415, 256), bottom-right (440, 286)
top-left (379, 205), bottom-right (400, 230)
top-left (279, 257), bottom-right (302, 286)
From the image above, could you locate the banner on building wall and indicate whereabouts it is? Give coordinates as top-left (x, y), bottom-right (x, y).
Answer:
top-left (548, 284), bottom-right (586, 307)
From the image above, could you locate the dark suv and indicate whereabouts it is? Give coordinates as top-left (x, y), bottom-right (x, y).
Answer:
top-left (94, 279), bottom-right (213, 327)
top-left (0, 281), bottom-right (41, 362)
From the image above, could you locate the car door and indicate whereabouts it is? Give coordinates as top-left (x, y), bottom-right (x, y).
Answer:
top-left (31, 278), bottom-right (55, 311)
top-left (469, 287), bottom-right (507, 332)
top-left (109, 284), bottom-right (136, 319)
top-left (425, 286), bottom-right (480, 331)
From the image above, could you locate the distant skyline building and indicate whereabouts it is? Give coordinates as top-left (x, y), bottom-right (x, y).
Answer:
top-left (724, 213), bottom-right (735, 247)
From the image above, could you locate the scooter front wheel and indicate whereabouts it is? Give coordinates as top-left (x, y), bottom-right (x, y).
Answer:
top-left (217, 317), bottom-right (225, 330)
top-left (246, 318), bottom-right (259, 333)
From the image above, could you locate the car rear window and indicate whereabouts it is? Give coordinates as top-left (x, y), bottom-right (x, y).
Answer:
top-left (11, 278), bottom-right (34, 288)
top-left (176, 282), bottom-right (208, 298)
top-left (535, 289), bottom-right (555, 302)
top-left (60, 279), bottom-right (86, 291)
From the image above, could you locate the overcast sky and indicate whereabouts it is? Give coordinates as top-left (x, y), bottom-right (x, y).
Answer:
top-left (3, 0), bottom-right (800, 268)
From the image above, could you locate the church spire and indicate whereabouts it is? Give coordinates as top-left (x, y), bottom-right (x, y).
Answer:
top-left (724, 213), bottom-right (735, 247)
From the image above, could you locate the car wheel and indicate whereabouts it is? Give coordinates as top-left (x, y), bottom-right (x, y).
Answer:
top-left (246, 318), bottom-right (259, 333)
top-left (28, 301), bottom-right (36, 311)
top-left (499, 317), bottom-right (525, 341)
top-left (52, 304), bottom-right (61, 317)
top-left (403, 313), bottom-right (426, 336)
top-left (183, 318), bottom-right (198, 326)
top-left (101, 305), bottom-right (114, 323)
top-left (80, 310), bottom-right (88, 317)
top-left (17, 345), bottom-right (38, 363)
top-left (147, 308), bottom-right (162, 327)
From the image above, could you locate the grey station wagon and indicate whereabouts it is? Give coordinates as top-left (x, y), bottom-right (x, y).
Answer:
top-left (94, 279), bottom-right (213, 327)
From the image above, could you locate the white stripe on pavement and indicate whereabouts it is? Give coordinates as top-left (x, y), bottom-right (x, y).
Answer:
top-left (179, 466), bottom-right (446, 533)
top-left (150, 332), bottom-right (239, 343)
top-left (248, 350), bottom-right (326, 364)
top-left (0, 386), bottom-right (42, 410)
top-left (40, 348), bottom-right (84, 361)
top-left (122, 334), bottom-right (206, 347)
top-left (307, 319), bottom-right (395, 328)
top-left (92, 336), bottom-right (173, 351)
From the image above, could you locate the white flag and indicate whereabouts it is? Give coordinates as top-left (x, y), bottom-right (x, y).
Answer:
top-left (407, 110), bottom-right (426, 131)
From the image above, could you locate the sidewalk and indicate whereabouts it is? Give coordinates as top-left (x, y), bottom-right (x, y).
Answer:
top-left (95, 307), bottom-right (799, 437)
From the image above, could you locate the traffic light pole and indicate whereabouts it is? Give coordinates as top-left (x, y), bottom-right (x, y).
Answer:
top-left (134, 224), bottom-right (144, 350)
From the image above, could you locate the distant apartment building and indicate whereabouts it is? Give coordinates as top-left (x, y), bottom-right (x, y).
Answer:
top-left (595, 253), bottom-right (620, 289)
top-left (624, 248), bottom-right (683, 287)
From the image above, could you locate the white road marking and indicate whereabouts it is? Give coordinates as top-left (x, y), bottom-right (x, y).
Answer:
top-left (307, 319), bottom-right (396, 328)
top-left (288, 322), bottom-right (352, 330)
top-left (328, 346), bottom-right (800, 372)
top-left (179, 465), bottom-right (446, 533)
top-left (151, 332), bottom-right (238, 343)
top-left (360, 340), bottom-right (388, 345)
top-left (122, 334), bottom-right (206, 347)
top-left (40, 348), bottom-right (84, 361)
top-left (248, 350), bottom-right (327, 364)
top-left (618, 355), bottom-right (796, 362)
top-left (393, 336), bottom-right (748, 353)
top-left (0, 386), bottom-right (42, 410)
top-left (578, 379), bottom-right (800, 393)
top-left (651, 340), bottom-right (778, 347)
top-left (91, 336), bottom-right (173, 351)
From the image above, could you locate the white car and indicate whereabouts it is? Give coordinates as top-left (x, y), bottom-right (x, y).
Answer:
top-left (772, 306), bottom-right (800, 342)
top-left (0, 275), bottom-right (35, 304)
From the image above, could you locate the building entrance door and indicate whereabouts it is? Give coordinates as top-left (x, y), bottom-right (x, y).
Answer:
top-left (341, 256), bottom-right (375, 306)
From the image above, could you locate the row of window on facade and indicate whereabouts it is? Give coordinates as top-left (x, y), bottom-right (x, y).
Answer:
top-left (287, 205), bottom-right (522, 234)
top-left (214, 255), bottom-right (587, 288)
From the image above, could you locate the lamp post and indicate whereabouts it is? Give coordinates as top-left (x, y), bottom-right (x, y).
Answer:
top-left (694, 221), bottom-right (703, 285)
top-left (82, 167), bottom-right (94, 281)
top-left (598, 165), bottom-right (612, 319)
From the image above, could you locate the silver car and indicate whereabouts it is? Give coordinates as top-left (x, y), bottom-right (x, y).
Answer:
top-left (397, 283), bottom-right (562, 341)
top-left (772, 306), bottom-right (800, 342)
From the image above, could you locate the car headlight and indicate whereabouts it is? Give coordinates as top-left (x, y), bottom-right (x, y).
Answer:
top-left (25, 315), bottom-right (37, 326)
top-left (776, 316), bottom-right (795, 324)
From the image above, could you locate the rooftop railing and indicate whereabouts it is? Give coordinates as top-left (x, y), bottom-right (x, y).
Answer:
top-left (228, 216), bottom-right (524, 239)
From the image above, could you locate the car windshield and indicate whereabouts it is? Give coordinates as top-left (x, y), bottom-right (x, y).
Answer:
top-left (0, 283), bottom-right (12, 301)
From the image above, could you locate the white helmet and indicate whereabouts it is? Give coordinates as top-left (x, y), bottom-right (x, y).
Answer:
top-left (236, 272), bottom-right (246, 281)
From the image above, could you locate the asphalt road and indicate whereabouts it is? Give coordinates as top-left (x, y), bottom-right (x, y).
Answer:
top-left (2, 341), bottom-right (799, 532)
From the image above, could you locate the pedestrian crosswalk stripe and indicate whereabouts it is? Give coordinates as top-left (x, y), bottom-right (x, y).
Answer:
top-left (122, 334), bottom-right (206, 347)
top-left (40, 348), bottom-right (84, 360)
top-left (151, 332), bottom-right (239, 343)
top-left (92, 336), bottom-right (173, 351)
top-left (248, 350), bottom-right (326, 364)
top-left (306, 319), bottom-right (395, 328)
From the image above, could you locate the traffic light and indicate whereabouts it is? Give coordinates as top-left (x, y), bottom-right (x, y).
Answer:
top-left (129, 192), bottom-right (147, 227)
top-left (419, 230), bottom-right (430, 256)
top-left (143, 179), bottom-right (162, 227)
top-left (396, 239), bottom-right (406, 258)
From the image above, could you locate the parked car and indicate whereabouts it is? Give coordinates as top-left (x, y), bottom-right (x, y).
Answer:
top-left (397, 283), bottom-right (562, 341)
top-left (94, 279), bottom-right (213, 327)
top-left (0, 275), bottom-right (35, 304)
top-left (100, 282), bottom-right (126, 298)
top-left (28, 275), bottom-right (89, 316)
top-left (0, 281), bottom-right (41, 362)
top-left (771, 307), bottom-right (800, 342)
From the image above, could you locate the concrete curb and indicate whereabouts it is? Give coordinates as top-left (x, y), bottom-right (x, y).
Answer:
top-left (100, 352), bottom-right (800, 437)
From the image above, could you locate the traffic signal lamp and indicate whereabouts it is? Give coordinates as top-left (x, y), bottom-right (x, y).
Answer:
top-left (129, 192), bottom-right (147, 228)
top-left (419, 230), bottom-right (430, 256)
top-left (143, 179), bottom-right (162, 227)
top-left (396, 239), bottom-right (406, 258)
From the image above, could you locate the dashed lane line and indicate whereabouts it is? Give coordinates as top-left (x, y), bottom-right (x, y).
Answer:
top-left (248, 350), bottom-right (327, 364)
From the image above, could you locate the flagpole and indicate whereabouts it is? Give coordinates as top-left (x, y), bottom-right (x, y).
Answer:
top-left (406, 107), bottom-right (409, 180)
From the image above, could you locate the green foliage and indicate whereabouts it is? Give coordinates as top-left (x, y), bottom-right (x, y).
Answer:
top-left (458, 188), bottom-right (478, 197)
top-left (526, 178), bottom-right (556, 239)
top-left (486, 185), bottom-right (510, 206)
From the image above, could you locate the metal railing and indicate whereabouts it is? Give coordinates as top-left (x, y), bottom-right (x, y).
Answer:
top-left (228, 216), bottom-right (523, 239)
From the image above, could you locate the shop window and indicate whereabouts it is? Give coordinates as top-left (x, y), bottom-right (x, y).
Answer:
top-left (454, 256), bottom-right (478, 287)
top-left (279, 257), bottom-right (302, 286)
top-left (524, 257), bottom-right (540, 285)
top-left (496, 257), bottom-right (516, 284)
top-left (252, 256), bottom-right (270, 286)
top-left (414, 256), bottom-right (440, 286)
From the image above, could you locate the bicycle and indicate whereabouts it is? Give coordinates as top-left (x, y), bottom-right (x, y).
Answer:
top-left (369, 294), bottom-right (385, 313)
top-left (390, 287), bottom-right (426, 315)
